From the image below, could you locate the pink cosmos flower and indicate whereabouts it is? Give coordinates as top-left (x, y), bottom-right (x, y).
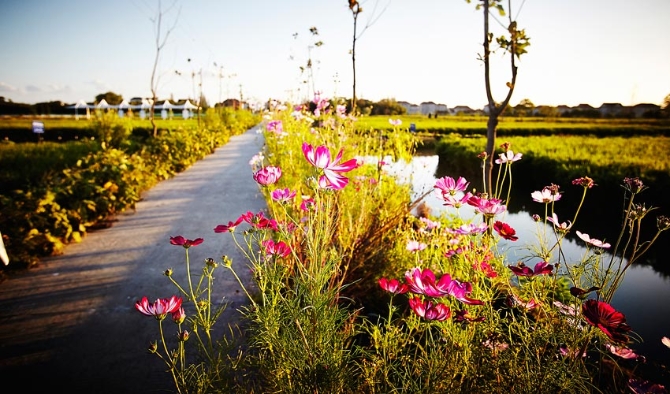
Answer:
top-left (494, 150), bottom-right (523, 164)
top-left (135, 296), bottom-right (183, 320)
top-left (605, 343), bottom-right (640, 360)
top-left (435, 176), bottom-right (470, 197)
top-left (467, 195), bottom-right (507, 217)
top-left (576, 231), bottom-right (611, 249)
top-left (378, 277), bottom-right (409, 294)
top-left (271, 188), bottom-right (297, 203)
top-left (447, 222), bottom-right (488, 235)
top-left (266, 120), bottom-right (283, 135)
top-left (531, 188), bottom-right (562, 203)
top-left (507, 294), bottom-right (539, 310)
top-left (336, 104), bottom-right (347, 118)
top-left (441, 192), bottom-right (474, 208)
top-left (447, 279), bottom-right (484, 305)
top-left (262, 239), bottom-right (291, 258)
top-left (406, 240), bottom-right (427, 252)
top-left (547, 213), bottom-right (572, 231)
top-left (582, 299), bottom-right (632, 343)
top-left (404, 267), bottom-right (451, 297)
top-left (483, 339), bottom-right (509, 352)
top-left (663, 336), bottom-right (670, 348)
top-left (493, 221), bottom-right (518, 241)
top-left (312, 92), bottom-right (330, 117)
top-left (388, 118), bottom-right (402, 126)
top-left (300, 197), bottom-right (316, 211)
top-left (242, 211), bottom-right (278, 231)
top-left (508, 261), bottom-right (553, 277)
top-left (572, 176), bottom-right (595, 188)
top-left (419, 217), bottom-right (441, 230)
top-left (253, 166), bottom-right (282, 186)
top-left (302, 142), bottom-right (361, 190)
top-left (170, 236), bottom-right (204, 248)
top-left (408, 297), bottom-right (451, 321)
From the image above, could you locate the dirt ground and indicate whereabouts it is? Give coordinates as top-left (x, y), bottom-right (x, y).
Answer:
top-left (0, 127), bottom-right (266, 393)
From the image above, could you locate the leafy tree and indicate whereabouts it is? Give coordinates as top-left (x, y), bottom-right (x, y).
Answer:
top-left (663, 93), bottom-right (670, 117)
top-left (467, 0), bottom-right (530, 193)
top-left (513, 98), bottom-right (534, 117)
top-left (370, 98), bottom-right (407, 116)
top-left (95, 92), bottom-right (123, 106)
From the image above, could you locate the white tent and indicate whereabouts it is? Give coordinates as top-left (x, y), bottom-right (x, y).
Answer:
top-left (96, 99), bottom-right (112, 110)
top-left (66, 99), bottom-right (92, 119)
top-left (178, 100), bottom-right (198, 119)
top-left (117, 99), bottom-right (130, 118)
top-left (157, 100), bottom-right (174, 119)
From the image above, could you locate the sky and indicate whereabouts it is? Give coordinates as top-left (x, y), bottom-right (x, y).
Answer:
top-left (1, 0), bottom-right (669, 110)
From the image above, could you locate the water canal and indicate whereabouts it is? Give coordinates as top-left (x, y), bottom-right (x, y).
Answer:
top-left (386, 154), bottom-right (670, 366)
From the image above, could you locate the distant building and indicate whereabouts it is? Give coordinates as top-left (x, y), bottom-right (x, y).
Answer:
top-left (599, 103), bottom-right (624, 117)
top-left (632, 103), bottom-right (661, 118)
top-left (420, 101), bottom-right (437, 115)
top-left (398, 101), bottom-right (421, 115)
top-left (451, 105), bottom-right (476, 115)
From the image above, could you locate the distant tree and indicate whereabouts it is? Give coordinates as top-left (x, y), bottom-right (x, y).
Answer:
top-left (663, 94), bottom-right (670, 117)
top-left (347, 0), bottom-right (389, 113)
top-left (95, 92), bottom-right (123, 106)
top-left (148, 0), bottom-right (180, 136)
top-left (514, 98), bottom-right (534, 116)
top-left (466, 0), bottom-right (530, 194)
top-left (370, 98), bottom-right (407, 116)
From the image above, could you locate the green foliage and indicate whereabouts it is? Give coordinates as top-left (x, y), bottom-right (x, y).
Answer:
top-left (0, 109), bottom-right (260, 270)
top-left (91, 110), bottom-right (133, 148)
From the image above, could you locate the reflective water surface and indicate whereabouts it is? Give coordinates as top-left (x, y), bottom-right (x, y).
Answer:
top-left (386, 155), bottom-right (670, 365)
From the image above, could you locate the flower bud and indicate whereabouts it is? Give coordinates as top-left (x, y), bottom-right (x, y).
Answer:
top-left (164, 268), bottom-right (173, 277)
top-left (178, 330), bottom-right (190, 342)
top-left (148, 341), bottom-right (158, 354)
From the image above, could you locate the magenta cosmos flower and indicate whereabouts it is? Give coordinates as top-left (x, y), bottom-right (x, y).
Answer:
top-left (434, 176), bottom-right (469, 197)
top-left (271, 188), bottom-right (297, 203)
top-left (135, 296), bottom-right (183, 320)
top-left (214, 217), bottom-right (244, 233)
top-left (253, 166), bottom-right (282, 186)
top-left (302, 142), bottom-right (360, 190)
top-left (404, 267), bottom-right (451, 297)
top-left (170, 236), bottom-right (204, 248)
top-left (508, 261), bottom-right (553, 277)
top-left (408, 297), bottom-right (451, 321)
top-left (378, 277), bottom-right (409, 294)
top-left (262, 239), bottom-right (291, 258)
top-left (493, 221), bottom-right (518, 241)
top-left (467, 195), bottom-right (506, 217)
top-left (581, 299), bottom-right (632, 343)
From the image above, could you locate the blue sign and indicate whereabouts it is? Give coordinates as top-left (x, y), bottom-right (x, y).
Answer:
top-left (409, 123), bottom-right (416, 133)
top-left (32, 121), bottom-right (45, 134)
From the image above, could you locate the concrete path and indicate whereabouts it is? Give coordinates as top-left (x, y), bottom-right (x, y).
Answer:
top-left (0, 126), bottom-right (266, 393)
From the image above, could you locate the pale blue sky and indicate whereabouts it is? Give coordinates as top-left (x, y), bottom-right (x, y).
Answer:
top-left (1, 0), bottom-right (668, 109)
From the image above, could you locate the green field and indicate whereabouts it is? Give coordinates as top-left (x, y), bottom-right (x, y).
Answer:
top-left (355, 114), bottom-right (670, 136)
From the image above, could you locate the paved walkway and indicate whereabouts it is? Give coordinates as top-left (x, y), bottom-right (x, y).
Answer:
top-left (0, 126), bottom-right (266, 393)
